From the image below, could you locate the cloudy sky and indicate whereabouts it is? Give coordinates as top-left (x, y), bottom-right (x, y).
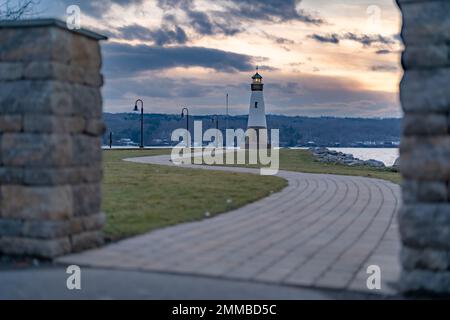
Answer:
top-left (36, 0), bottom-right (403, 117)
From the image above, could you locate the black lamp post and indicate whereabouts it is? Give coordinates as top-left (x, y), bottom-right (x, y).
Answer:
top-left (133, 99), bottom-right (144, 148)
top-left (212, 115), bottom-right (220, 147)
top-left (181, 107), bottom-right (190, 148)
top-left (226, 93), bottom-right (229, 131)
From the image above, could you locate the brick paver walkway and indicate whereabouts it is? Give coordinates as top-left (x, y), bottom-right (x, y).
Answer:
top-left (58, 154), bottom-right (401, 295)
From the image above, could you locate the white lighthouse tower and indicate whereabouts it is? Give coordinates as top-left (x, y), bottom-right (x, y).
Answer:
top-left (247, 67), bottom-right (267, 147)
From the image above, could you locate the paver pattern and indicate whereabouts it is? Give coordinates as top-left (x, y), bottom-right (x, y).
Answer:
top-left (58, 154), bottom-right (401, 295)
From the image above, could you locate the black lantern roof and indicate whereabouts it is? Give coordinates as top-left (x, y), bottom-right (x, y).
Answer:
top-left (252, 72), bottom-right (263, 80)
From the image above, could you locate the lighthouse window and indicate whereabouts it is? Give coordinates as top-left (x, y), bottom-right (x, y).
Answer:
top-left (255, 102), bottom-right (258, 108)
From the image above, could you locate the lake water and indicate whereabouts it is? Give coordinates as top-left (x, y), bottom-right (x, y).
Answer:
top-left (328, 148), bottom-right (399, 166)
top-left (104, 146), bottom-right (400, 166)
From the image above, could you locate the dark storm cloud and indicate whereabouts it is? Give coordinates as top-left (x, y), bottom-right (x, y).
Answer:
top-left (261, 31), bottom-right (296, 45)
top-left (224, 0), bottom-right (324, 25)
top-left (155, 0), bottom-right (324, 39)
top-left (343, 32), bottom-right (396, 47)
top-left (53, 0), bottom-right (322, 45)
top-left (186, 9), bottom-right (213, 35)
top-left (156, 0), bottom-right (243, 37)
top-left (370, 65), bottom-right (398, 72)
top-left (118, 23), bottom-right (188, 45)
top-left (55, 0), bottom-right (145, 16)
top-left (104, 76), bottom-right (214, 99)
top-left (262, 74), bottom-right (400, 117)
top-left (308, 32), bottom-right (398, 47)
top-left (308, 33), bottom-right (339, 44)
top-left (375, 49), bottom-right (391, 55)
top-left (267, 81), bottom-right (300, 95)
top-left (103, 71), bottom-right (400, 117)
top-left (102, 43), bottom-right (256, 76)
top-left (274, 37), bottom-right (295, 45)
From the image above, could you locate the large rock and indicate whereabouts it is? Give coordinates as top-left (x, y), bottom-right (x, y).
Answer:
top-left (363, 159), bottom-right (385, 168)
top-left (309, 147), bottom-right (385, 168)
top-left (392, 157), bottom-right (400, 171)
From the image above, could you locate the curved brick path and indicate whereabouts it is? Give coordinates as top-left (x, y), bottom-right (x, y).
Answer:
top-left (58, 154), bottom-right (401, 295)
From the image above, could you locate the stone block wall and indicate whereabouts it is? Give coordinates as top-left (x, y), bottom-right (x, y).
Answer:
top-left (397, 0), bottom-right (450, 294)
top-left (0, 20), bottom-right (107, 258)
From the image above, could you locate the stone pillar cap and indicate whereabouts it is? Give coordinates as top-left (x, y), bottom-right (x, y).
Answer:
top-left (0, 18), bottom-right (108, 41)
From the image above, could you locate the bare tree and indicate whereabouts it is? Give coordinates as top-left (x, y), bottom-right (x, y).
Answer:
top-left (0, 0), bottom-right (39, 20)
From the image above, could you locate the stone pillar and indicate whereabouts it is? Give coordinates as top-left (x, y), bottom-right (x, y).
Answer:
top-left (397, 1), bottom-right (450, 294)
top-left (0, 20), bottom-right (107, 259)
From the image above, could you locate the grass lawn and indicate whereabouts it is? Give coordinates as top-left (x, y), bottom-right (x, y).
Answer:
top-left (103, 148), bottom-right (399, 241)
top-left (193, 149), bottom-right (401, 184)
top-left (102, 149), bottom-right (287, 241)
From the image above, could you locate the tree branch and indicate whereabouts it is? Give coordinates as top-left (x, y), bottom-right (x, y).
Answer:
top-left (0, 0), bottom-right (40, 20)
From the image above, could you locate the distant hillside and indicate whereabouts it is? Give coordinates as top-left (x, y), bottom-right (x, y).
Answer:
top-left (103, 113), bottom-right (401, 148)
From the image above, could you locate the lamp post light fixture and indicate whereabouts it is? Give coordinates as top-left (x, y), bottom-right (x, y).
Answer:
top-left (133, 99), bottom-right (144, 149)
top-left (181, 107), bottom-right (189, 132)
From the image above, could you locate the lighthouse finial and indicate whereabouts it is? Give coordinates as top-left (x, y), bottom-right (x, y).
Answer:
top-left (256, 66), bottom-right (259, 72)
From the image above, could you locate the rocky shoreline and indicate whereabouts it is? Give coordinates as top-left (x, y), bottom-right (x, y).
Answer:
top-left (309, 147), bottom-right (399, 170)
